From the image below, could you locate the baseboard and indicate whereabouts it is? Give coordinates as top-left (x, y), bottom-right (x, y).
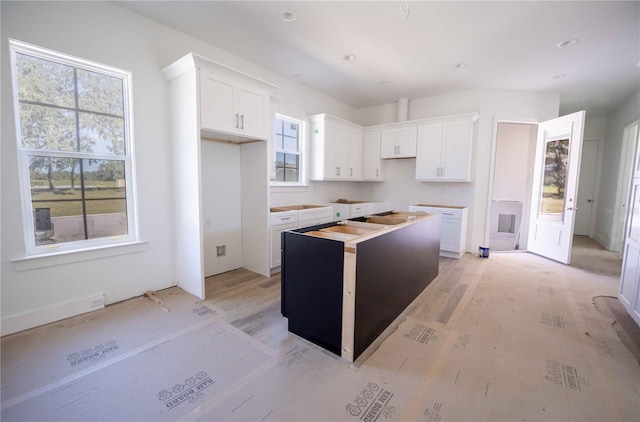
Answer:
top-left (1, 293), bottom-right (105, 337)
top-left (592, 232), bottom-right (610, 250)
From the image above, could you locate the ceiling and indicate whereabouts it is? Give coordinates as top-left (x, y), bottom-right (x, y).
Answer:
top-left (116, 1), bottom-right (640, 117)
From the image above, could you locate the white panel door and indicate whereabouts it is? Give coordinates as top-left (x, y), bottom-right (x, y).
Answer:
top-left (619, 180), bottom-right (640, 326)
top-left (574, 140), bottom-right (599, 236)
top-left (527, 111), bottom-right (585, 264)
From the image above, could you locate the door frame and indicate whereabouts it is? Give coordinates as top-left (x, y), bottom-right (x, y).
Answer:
top-left (577, 137), bottom-right (604, 238)
top-left (484, 115), bottom-right (540, 248)
top-left (611, 122), bottom-right (640, 253)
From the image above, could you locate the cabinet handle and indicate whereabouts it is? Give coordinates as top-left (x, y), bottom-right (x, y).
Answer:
top-left (235, 113), bottom-right (239, 129)
top-left (350, 168), bottom-right (353, 177)
top-left (281, 217), bottom-right (292, 220)
top-left (240, 114), bottom-right (244, 129)
top-left (376, 168), bottom-right (379, 177)
top-left (336, 167), bottom-right (340, 176)
top-left (397, 145), bottom-right (400, 155)
top-left (441, 167), bottom-right (445, 177)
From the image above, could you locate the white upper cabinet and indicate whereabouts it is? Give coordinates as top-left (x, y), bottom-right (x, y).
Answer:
top-left (310, 114), bottom-right (363, 181)
top-left (363, 130), bottom-right (384, 181)
top-left (415, 113), bottom-right (478, 182)
top-left (380, 125), bottom-right (417, 158)
top-left (200, 70), bottom-right (269, 140)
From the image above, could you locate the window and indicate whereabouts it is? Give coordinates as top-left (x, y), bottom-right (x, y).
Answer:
top-left (271, 114), bottom-right (305, 185)
top-left (10, 40), bottom-right (137, 254)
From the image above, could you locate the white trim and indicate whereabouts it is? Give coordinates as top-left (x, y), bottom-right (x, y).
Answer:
top-left (270, 113), bottom-right (306, 186)
top-left (10, 240), bottom-right (148, 271)
top-left (1, 293), bottom-right (105, 337)
top-left (611, 121), bottom-right (639, 251)
top-left (581, 137), bottom-right (604, 238)
top-left (485, 115), bottom-right (541, 247)
top-left (9, 39), bottom-right (139, 257)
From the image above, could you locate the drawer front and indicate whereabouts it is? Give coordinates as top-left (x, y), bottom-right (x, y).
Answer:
top-left (438, 209), bottom-right (463, 220)
top-left (298, 207), bottom-right (333, 222)
top-left (315, 207), bottom-right (333, 220)
top-left (351, 204), bottom-right (367, 217)
top-left (270, 212), bottom-right (297, 226)
top-left (409, 206), bottom-right (462, 220)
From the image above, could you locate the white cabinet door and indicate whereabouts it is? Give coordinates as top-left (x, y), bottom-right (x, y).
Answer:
top-left (380, 130), bottom-right (397, 158)
top-left (415, 123), bottom-right (443, 180)
top-left (380, 126), bottom-right (417, 158)
top-left (396, 126), bottom-right (417, 158)
top-left (238, 85), bottom-right (267, 139)
top-left (200, 72), bottom-right (237, 134)
top-left (441, 120), bottom-right (473, 181)
top-left (363, 131), bottom-right (383, 180)
top-left (322, 122), bottom-right (342, 179)
top-left (309, 114), bottom-right (363, 181)
top-left (200, 70), bottom-right (269, 140)
top-left (415, 116), bottom-right (474, 182)
top-left (440, 219), bottom-right (461, 252)
top-left (271, 223), bottom-right (297, 268)
top-left (348, 128), bottom-right (363, 180)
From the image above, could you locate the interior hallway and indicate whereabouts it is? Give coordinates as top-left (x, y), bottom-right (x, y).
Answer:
top-left (1, 248), bottom-right (638, 421)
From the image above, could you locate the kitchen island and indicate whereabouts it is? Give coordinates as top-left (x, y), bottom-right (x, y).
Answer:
top-left (281, 211), bottom-right (441, 361)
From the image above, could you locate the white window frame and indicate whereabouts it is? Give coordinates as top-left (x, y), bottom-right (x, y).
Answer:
top-left (270, 113), bottom-right (306, 187)
top-left (9, 39), bottom-right (139, 256)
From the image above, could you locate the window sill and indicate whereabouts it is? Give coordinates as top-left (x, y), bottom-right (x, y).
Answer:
top-left (270, 184), bottom-right (309, 192)
top-left (11, 240), bottom-right (149, 271)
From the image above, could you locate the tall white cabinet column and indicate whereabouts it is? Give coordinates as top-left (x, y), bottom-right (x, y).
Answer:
top-left (163, 53), bottom-right (278, 299)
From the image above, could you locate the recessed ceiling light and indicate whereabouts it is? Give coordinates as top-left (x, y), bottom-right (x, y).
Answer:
top-left (378, 80), bottom-right (391, 86)
top-left (455, 62), bottom-right (467, 69)
top-left (556, 38), bottom-right (579, 48)
top-left (552, 74), bottom-right (567, 79)
top-left (343, 54), bottom-right (356, 61)
top-left (280, 9), bottom-right (297, 22)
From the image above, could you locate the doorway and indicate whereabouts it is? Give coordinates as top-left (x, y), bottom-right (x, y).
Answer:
top-left (574, 139), bottom-right (601, 236)
top-left (611, 122), bottom-right (640, 253)
top-left (488, 122), bottom-right (537, 251)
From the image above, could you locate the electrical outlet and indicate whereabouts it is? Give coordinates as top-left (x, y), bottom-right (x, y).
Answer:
top-left (216, 245), bottom-right (226, 257)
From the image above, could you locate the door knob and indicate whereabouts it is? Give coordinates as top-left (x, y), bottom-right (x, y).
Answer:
top-left (587, 199), bottom-right (592, 203)
top-left (567, 207), bottom-right (574, 211)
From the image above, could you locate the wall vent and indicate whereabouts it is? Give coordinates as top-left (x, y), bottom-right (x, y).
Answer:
top-left (216, 245), bottom-right (226, 257)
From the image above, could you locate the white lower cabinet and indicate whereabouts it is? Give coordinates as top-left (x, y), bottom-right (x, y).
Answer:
top-left (298, 207), bottom-right (333, 228)
top-left (409, 204), bottom-right (468, 258)
top-left (270, 211), bottom-right (297, 269)
top-left (270, 206), bottom-right (333, 270)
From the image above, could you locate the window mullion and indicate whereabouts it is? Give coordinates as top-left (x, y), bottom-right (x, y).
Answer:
top-left (73, 68), bottom-right (89, 240)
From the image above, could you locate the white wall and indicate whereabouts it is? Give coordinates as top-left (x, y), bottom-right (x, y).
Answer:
top-left (1, 1), bottom-right (359, 334)
top-left (593, 90), bottom-right (640, 249)
top-left (493, 123), bottom-right (537, 202)
top-left (201, 141), bottom-right (242, 277)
